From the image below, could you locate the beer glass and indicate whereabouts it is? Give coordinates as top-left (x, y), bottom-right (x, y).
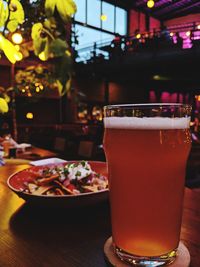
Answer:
top-left (103, 104), bottom-right (191, 266)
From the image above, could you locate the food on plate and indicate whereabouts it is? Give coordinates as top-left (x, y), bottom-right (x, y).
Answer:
top-left (22, 161), bottom-right (108, 196)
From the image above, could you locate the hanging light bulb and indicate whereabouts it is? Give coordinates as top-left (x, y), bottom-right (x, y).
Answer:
top-left (12, 32), bottom-right (23, 44)
top-left (14, 52), bottom-right (23, 61)
top-left (101, 14), bottom-right (107, 21)
top-left (147, 0), bottom-right (155, 8)
top-left (26, 112), bottom-right (33, 119)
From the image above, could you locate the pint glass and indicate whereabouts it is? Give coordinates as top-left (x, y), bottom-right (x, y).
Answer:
top-left (103, 104), bottom-right (191, 266)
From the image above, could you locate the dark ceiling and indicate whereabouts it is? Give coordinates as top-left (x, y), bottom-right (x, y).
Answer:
top-left (106, 0), bottom-right (200, 21)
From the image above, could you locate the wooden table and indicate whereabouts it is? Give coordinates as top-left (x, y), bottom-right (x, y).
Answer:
top-left (4, 146), bottom-right (58, 165)
top-left (0, 164), bottom-right (200, 267)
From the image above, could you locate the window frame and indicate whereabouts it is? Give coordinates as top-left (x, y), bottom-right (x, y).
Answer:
top-left (73, 0), bottom-right (128, 36)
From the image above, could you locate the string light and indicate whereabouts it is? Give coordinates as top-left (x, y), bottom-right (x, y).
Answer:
top-left (12, 32), bottom-right (23, 44)
top-left (14, 52), bottom-right (23, 61)
top-left (186, 31), bottom-right (191, 37)
top-left (136, 33), bottom-right (141, 39)
top-left (26, 112), bottom-right (33, 119)
top-left (147, 0), bottom-right (155, 8)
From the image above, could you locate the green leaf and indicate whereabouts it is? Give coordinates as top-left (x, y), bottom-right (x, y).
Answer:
top-left (9, 0), bottom-right (24, 24)
top-left (56, 0), bottom-right (77, 23)
top-left (0, 0), bottom-right (8, 27)
top-left (55, 79), bottom-right (63, 96)
top-left (0, 97), bottom-right (8, 113)
top-left (31, 23), bottom-right (43, 39)
top-left (31, 23), bottom-right (48, 56)
top-left (50, 38), bottom-right (68, 57)
top-left (0, 34), bottom-right (20, 63)
top-left (7, 19), bottom-right (18, 32)
top-left (34, 37), bottom-right (47, 56)
top-left (45, 0), bottom-right (56, 17)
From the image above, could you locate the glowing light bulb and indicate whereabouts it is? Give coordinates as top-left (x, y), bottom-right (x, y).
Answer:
top-left (26, 112), bottom-right (33, 119)
top-left (14, 52), bottom-right (23, 61)
top-left (147, 0), bottom-right (155, 8)
top-left (136, 33), bottom-right (141, 39)
top-left (101, 14), bottom-right (107, 21)
top-left (12, 32), bottom-right (23, 44)
top-left (170, 32), bottom-right (174, 37)
top-left (197, 25), bottom-right (200, 30)
top-left (186, 31), bottom-right (191, 37)
top-left (15, 45), bottom-right (20, 51)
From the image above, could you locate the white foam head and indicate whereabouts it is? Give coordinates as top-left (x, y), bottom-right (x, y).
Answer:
top-left (104, 117), bottom-right (191, 129)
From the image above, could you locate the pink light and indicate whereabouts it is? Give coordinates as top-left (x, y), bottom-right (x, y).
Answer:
top-left (149, 90), bottom-right (157, 102)
top-left (161, 92), bottom-right (170, 103)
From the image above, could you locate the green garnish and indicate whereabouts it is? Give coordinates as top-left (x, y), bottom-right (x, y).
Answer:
top-left (76, 171), bottom-right (82, 177)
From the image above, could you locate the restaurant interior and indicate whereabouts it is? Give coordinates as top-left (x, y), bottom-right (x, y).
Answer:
top-left (0, 1), bottom-right (200, 183)
top-left (0, 1), bottom-right (200, 267)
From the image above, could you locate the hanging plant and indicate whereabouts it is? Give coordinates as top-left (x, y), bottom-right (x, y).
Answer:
top-left (0, 0), bottom-right (77, 95)
top-left (14, 64), bottom-right (64, 97)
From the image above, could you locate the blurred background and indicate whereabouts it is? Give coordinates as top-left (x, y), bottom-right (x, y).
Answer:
top-left (1, 0), bottom-right (200, 186)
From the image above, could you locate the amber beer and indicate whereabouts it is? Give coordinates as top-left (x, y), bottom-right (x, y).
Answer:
top-left (103, 107), bottom-right (191, 265)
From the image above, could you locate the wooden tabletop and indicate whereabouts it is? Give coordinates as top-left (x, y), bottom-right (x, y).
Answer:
top-left (0, 164), bottom-right (200, 267)
top-left (17, 146), bottom-right (58, 160)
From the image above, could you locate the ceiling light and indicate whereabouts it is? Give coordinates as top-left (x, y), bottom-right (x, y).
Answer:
top-left (147, 0), bottom-right (155, 8)
top-left (101, 14), bottom-right (107, 21)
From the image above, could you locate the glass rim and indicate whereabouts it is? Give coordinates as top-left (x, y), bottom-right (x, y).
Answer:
top-left (104, 103), bottom-right (191, 109)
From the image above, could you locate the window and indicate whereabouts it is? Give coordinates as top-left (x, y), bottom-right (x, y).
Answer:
top-left (73, 0), bottom-right (127, 61)
top-left (87, 0), bottom-right (101, 28)
top-left (116, 7), bottom-right (127, 35)
top-left (74, 25), bottom-right (114, 62)
top-left (102, 2), bottom-right (115, 32)
top-left (73, 0), bottom-right (127, 36)
top-left (74, 0), bottom-right (86, 23)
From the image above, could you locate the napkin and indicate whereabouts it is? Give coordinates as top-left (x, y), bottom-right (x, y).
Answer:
top-left (30, 157), bottom-right (67, 166)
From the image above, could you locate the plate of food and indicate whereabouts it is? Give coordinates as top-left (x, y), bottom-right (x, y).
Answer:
top-left (7, 161), bottom-right (108, 208)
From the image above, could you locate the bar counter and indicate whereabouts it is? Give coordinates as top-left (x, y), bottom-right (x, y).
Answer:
top-left (0, 164), bottom-right (200, 267)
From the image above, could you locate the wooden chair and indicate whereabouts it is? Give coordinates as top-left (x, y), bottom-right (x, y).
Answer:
top-left (54, 137), bottom-right (66, 153)
top-left (78, 141), bottom-right (94, 159)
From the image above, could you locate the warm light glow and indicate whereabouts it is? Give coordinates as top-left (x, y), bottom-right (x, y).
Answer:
top-left (14, 52), bottom-right (23, 61)
top-left (26, 112), bottom-right (33, 119)
top-left (38, 52), bottom-right (47, 61)
top-left (15, 45), bottom-right (20, 51)
top-left (0, 34), bottom-right (3, 42)
top-left (65, 50), bottom-right (71, 57)
top-left (39, 85), bottom-right (44, 90)
top-left (186, 31), bottom-right (191, 37)
top-left (100, 14), bottom-right (107, 21)
top-left (136, 33), bottom-right (141, 39)
top-left (153, 75), bottom-right (160, 80)
top-left (197, 24), bottom-right (200, 30)
top-left (170, 32), bottom-right (174, 37)
top-left (195, 95), bottom-right (200, 101)
top-left (147, 0), bottom-right (155, 8)
top-left (12, 32), bottom-right (23, 44)
top-left (21, 89), bottom-right (26, 93)
top-left (35, 87), bottom-right (40, 93)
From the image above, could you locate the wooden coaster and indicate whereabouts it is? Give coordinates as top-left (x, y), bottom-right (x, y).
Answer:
top-left (104, 237), bottom-right (190, 267)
